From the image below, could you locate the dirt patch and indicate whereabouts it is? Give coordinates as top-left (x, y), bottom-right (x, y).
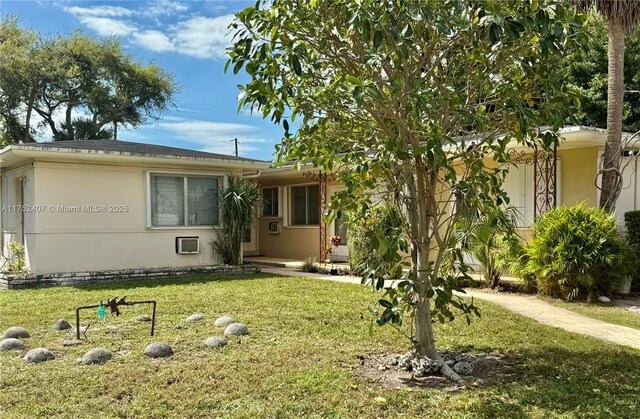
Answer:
top-left (354, 352), bottom-right (509, 391)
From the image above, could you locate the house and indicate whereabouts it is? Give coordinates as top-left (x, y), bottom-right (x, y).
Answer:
top-left (0, 140), bottom-right (269, 287)
top-left (248, 126), bottom-right (640, 262)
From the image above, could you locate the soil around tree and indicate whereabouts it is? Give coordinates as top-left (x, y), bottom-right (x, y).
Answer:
top-left (353, 352), bottom-right (509, 391)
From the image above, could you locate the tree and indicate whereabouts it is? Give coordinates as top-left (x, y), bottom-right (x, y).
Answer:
top-left (0, 17), bottom-right (176, 143)
top-left (228, 0), bottom-right (584, 381)
top-left (561, 15), bottom-right (640, 133)
top-left (572, 1), bottom-right (640, 213)
top-left (210, 177), bottom-right (260, 265)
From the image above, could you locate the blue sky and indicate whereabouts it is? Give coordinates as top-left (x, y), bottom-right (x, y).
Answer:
top-left (1, 0), bottom-right (285, 161)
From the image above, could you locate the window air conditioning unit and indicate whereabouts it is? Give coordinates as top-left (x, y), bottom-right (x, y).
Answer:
top-left (268, 221), bottom-right (280, 234)
top-left (176, 237), bottom-right (199, 254)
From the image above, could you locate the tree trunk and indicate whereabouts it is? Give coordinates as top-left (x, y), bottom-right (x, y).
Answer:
top-left (23, 87), bottom-right (36, 143)
top-left (599, 17), bottom-right (625, 213)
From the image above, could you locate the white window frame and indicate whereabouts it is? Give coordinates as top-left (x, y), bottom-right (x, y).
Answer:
top-left (145, 171), bottom-right (224, 229)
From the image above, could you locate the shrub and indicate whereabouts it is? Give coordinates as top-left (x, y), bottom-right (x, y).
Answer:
top-left (624, 211), bottom-right (640, 291)
top-left (6, 241), bottom-right (29, 274)
top-left (521, 204), bottom-right (633, 301)
top-left (348, 205), bottom-right (406, 279)
top-left (301, 256), bottom-right (318, 273)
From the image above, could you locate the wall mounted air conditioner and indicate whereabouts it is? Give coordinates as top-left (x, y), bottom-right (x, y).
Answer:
top-left (176, 237), bottom-right (199, 254)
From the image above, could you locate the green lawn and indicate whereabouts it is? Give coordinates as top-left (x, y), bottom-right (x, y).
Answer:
top-left (1, 275), bottom-right (639, 418)
top-left (540, 296), bottom-right (640, 331)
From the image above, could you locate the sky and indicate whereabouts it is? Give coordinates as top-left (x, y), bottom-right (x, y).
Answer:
top-left (0, 0), bottom-right (285, 161)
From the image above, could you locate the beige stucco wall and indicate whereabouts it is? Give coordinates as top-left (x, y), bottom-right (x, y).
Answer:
top-left (12, 160), bottom-right (241, 274)
top-left (557, 146), bottom-right (598, 207)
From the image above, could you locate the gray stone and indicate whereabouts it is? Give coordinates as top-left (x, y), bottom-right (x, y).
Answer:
top-left (81, 348), bottom-right (112, 365)
top-left (0, 338), bottom-right (25, 351)
top-left (53, 319), bottom-right (71, 331)
top-left (597, 296), bottom-right (612, 303)
top-left (175, 324), bottom-right (188, 330)
top-left (2, 326), bottom-right (30, 339)
top-left (63, 340), bottom-right (83, 347)
top-left (214, 315), bottom-right (235, 327)
top-left (186, 313), bottom-right (204, 322)
top-left (136, 315), bottom-right (152, 322)
top-left (144, 342), bottom-right (173, 358)
top-left (628, 305), bottom-right (640, 313)
top-left (452, 361), bottom-right (474, 375)
top-left (24, 348), bottom-right (55, 363)
top-left (224, 323), bottom-right (249, 336)
top-left (203, 336), bottom-right (227, 348)
top-left (411, 357), bottom-right (443, 377)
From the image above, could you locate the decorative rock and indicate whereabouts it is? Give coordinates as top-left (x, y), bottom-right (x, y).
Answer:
top-left (136, 315), bottom-right (152, 322)
top-left (186, 313), bottom-right (204, 322)
top-left (452, 361), bottom-right (474, 375)
top-left (2, 326), bottom-right (30, 339)
top-left (81, 348), bottom-right (112, 365)
top-left (224, 323), bottom-right (250, 336)
top-left (144, 342), bottom-right (173, 358)
top-left (175, 324), bottom-right (188, 330)
top-left (203, 336), bottom-right (227, 348)
top-left (63, 340), bottom-right (83, 347)
top-left (53, 319), bottom-right (72, 331)
top-left (411, 357), bottom-right (443, 377)
top-left (597, 296), bottom-right (612, 303)
top-left (214, 315), bottom-right (235, 327)
top-left (0, 338), bottom-right (26, 351)
top-left (628, 305), bottom-right (640, 313)
top-left (24, 348), bottom-right (55, 363)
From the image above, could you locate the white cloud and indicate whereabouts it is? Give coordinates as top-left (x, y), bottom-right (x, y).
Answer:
top-left (76, 16), bottom-right (137, 36)
top-left (158, 120), bottom-right (269, 155)
top-left (65, 5), bottom-right (135, 18)
top-left (145, 0), bottom-right (189, 17)
top-left (133, 30), bottom-right (174, 52)
top-left (172, 15), bottom-right (235, 59)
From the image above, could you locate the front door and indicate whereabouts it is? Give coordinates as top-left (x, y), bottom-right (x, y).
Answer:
top-left (328, 186), bottom-right (349, 262)
top-left (242, 208), bottom-right (258, 256)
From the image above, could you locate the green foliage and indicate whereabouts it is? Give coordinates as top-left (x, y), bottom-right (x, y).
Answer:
top-left (521, 204), bottom-right (633, 301)
top-left (348, 206), bottom-right (407, 281)
top-left (0, 16), bottom-right (176, 143)
top-left (624, 210), bottom-right (640, 246)
top-left (210, 177), bottom-right (260, 265)
top-left (456, 206), bottom-right (520, 289)
top-left (561, 14), bottom-right (640, 132)
top-left (301, 255), bottom-right (319, 273)
top-left (5, 241), bottom-right (29, 274)
top-left (228, 0), bottom-right (585, 355)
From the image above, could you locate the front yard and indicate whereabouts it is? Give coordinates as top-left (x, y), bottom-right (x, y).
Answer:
top-left (1, 275), bottom-right (639, 418)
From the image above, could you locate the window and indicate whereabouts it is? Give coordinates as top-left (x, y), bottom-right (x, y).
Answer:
top-left (262, 187), bottom-right (278, 216)
top-left (291, 185), bottom-right (319, 225)
top-left (150, 174), bottom-right (219, 227)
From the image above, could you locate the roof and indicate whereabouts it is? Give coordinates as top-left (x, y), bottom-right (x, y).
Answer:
top-left (9, 139), bottom-right (265, 163)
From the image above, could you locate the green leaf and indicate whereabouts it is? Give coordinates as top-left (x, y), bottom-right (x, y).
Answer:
top-left (373, 30), bottom-right (382, 49)
top-left (292, 54), bottom-right (302, 76)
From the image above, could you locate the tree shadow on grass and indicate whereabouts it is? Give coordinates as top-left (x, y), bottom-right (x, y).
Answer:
top-left (71, 272), bottom-right (284, 292)
top-left (462, 344), bottom-right (640, 417)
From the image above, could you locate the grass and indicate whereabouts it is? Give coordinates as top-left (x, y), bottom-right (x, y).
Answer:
top-left (0, 274), bottom-right (639, 418)
top-left (540, 296), bottom-right (640, 331)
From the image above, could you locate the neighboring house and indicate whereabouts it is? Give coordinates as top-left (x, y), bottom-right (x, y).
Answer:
top-left (250, 126), bottom-right (640, 262)
top-left (0, 140), bottom-right (269, 283)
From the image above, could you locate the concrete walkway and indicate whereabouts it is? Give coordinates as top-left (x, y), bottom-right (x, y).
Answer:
top-left (259, 265), bottom-right (640, 351)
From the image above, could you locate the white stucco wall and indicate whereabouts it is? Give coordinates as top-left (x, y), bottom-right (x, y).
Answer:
top-left (12, 160), bottom-right (239, 274)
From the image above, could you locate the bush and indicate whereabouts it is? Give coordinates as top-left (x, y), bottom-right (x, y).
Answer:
top-left (301, 256), bottom-right (318, 273)
top-left (348, 205), bottom-right (406, 279)
top-left (624, 211), bottom-right (640, 291)
top-left (521, 204), bottom-right (633, 301)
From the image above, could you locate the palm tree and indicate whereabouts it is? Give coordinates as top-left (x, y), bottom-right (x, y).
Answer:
top-left (573, 1), bottom-right (640, 213)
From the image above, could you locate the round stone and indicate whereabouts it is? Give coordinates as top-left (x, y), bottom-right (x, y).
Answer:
top-left (597, 296), bottom-right (612, 303)
top-left (0, 338), bottom-right (26, 351)
top-left (136, 315), bottom-right (152, 322)
top-left (54, 319), bottom-right (71, 331)
top-left (452, 361), bottom-right (474, 375)
top-left (224, 322), bottom-right (249, 336)
top-left (186, 313), bottom-right (204, 322)
top-left (63, 340), bottom-right (83, 347)
top-left (144, 342), bottom-right (173, 358)
top-left (81, 348), bottom-right (112, 365)
top-left (214, 315), bottom-right (235, 327)
top-left (24, 348), bottom-right (55, 363)
top-left (175, 324), bottom-right (188, 330)
top-left (203, 336), bottom-right (227, 348)
top-left (2, 326), bottom-right (30, 339)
